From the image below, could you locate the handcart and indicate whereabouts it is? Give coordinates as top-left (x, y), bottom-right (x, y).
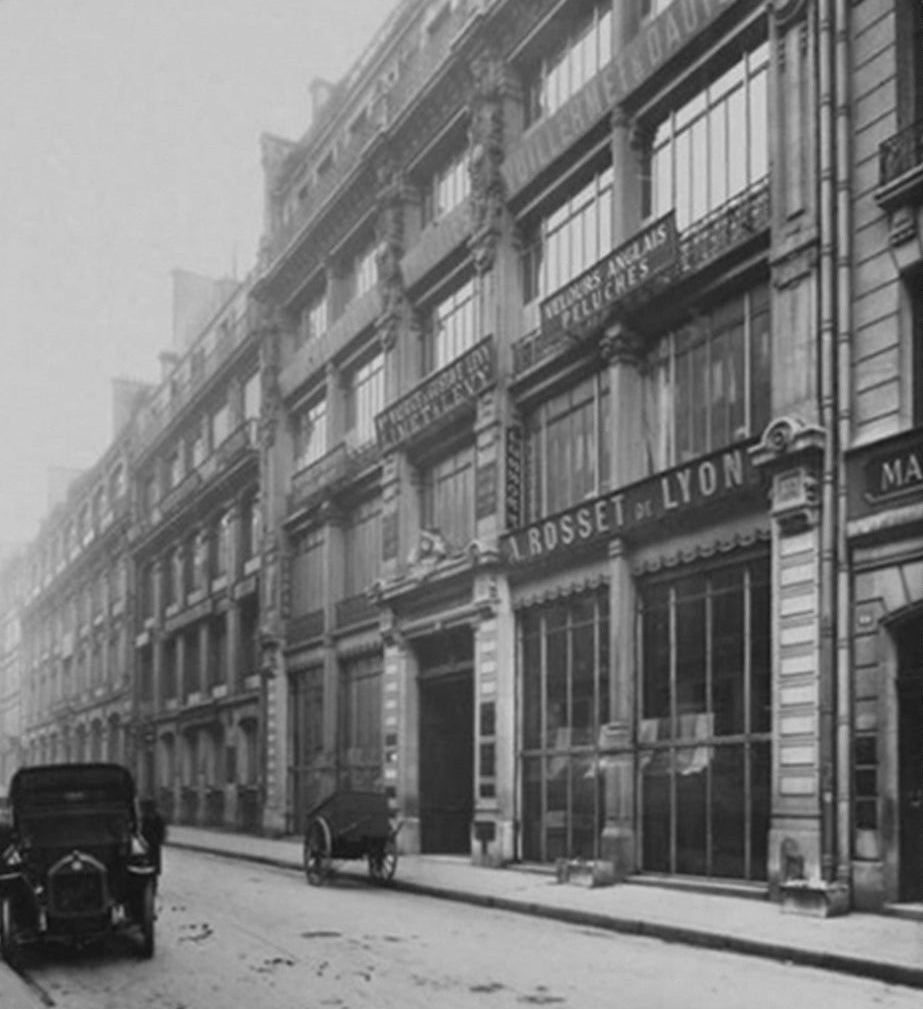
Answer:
top-left (302, 790), bottom-right (399, 886)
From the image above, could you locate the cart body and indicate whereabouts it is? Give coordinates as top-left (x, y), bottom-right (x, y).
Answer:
top-left (302, 790), bottom-right (398, 885)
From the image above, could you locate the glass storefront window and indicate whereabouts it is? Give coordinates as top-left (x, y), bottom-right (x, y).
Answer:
top-left (638, 556), bottom-right (771, 880)
top-left (520, 589), bottom-right (609, 863)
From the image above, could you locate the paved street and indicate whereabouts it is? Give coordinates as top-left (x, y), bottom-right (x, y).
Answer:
top-left (4, 846), bottom-right (921, 1009)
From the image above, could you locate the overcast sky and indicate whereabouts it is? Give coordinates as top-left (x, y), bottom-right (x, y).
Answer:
top-left (0, 0), bottom-right (396, 550)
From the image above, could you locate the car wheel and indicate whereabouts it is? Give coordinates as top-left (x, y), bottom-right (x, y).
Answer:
top-left (0, 896), bottom-right (22, 968)
top-left (137, 883), bottom-right (155, 959)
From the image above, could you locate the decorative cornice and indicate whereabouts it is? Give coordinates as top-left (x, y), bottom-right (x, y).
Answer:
top-left (630, 528), bottom-right (771, 576)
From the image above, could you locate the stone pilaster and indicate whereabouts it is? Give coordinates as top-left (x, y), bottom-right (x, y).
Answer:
top-left (380, 621), bottom-right (420, 854)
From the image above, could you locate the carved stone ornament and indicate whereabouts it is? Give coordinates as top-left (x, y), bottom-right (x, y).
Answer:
top-left (468, 47), bottom-right (507, 275)
top-left (770, 0), bottom-right (809, 29)
top-left (599, 319), bottom-right (644, 366)
top-left (376, 169), bottom-right (407, 349)
top-left (749, 416), bottom-right (826, 533)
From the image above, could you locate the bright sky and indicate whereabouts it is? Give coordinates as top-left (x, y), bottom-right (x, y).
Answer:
top-left (0, 0), bottom-right (397, 550)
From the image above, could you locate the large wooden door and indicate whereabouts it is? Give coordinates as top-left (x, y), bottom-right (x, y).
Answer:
top-left (419, 672), bottom-right (474, 854)
top-left (897, 617), bottom-right (923, 901)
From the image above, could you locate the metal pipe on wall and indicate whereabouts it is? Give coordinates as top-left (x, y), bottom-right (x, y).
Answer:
top-left (816, 0), bottom-right (839, 886)
top-left (833, 0), bottom-right (855, 890)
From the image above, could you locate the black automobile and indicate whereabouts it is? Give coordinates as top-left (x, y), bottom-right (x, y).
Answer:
top-left (0, 763), bottom-right (157, 962)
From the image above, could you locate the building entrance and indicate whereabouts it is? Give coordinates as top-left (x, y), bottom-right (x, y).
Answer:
top-left (897, 615), bottom-right (923, 901)
top-left (416, 630), bottom-right (474, 854)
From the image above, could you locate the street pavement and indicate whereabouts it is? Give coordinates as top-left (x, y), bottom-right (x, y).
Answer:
top-left (163, 824), bottom-right (923, 991)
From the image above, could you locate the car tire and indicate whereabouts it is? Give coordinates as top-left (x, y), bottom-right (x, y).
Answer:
top-left (137, 882), bottom-right (155, 959)
top-left (0, 896), bottom-right (22, 968)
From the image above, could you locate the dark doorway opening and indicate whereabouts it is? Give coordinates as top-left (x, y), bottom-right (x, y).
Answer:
top-left (897, 614), bottom-right (923, 902)
top-left (417, 629), bottom-right (474, 854)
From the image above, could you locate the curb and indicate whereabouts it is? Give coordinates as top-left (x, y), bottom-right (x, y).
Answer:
top-left (169, 841), bottom-right (923, 992)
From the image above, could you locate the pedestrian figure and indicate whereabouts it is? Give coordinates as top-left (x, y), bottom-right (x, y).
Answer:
top-left (139, 798), bottom-right (167, 883)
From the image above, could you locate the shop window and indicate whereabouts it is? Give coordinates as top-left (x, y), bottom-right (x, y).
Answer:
top-left (520, 164), bottom-right (613, 305)
top-left (345, 350), bottom-right (385, 447)
top-left (642, 43), bottom-right (769, 229)
top-left (523, 1), bottom-right (612, 127)
top-left (422, 144), bottom-right (470, 225)
top-left (520, 589), bottom-right (610, 863)
top-left (641, 282), bottom-right (771, 470)
top-left (638, 556), bottom-right (771, 880)
top-left (420, 443), bottom-right (476, 550)
top-left (294, 397), bottom-right (328, 471)
top-left (423, 277), bottom-right (476, 373)
top-left (338, 654), bottom-right (383, 791)
top-left (290, 527), bottom-right (325, 618)
top-left (343, 497), bottom-right (381, 598)
top-left (524, 370), bottom-right (610, 521)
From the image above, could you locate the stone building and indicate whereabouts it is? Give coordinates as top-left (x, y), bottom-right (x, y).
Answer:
top-left (16, 419), bottom-right (137, 773)
top-left (253, 0), bottom-right (922, 914)
top-left (130, 274), bottom-right (265, 831)
top-left (0, 552), bottom-right (25, 793)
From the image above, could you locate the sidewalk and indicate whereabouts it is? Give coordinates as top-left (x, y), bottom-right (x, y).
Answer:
top-left (167, 825), bottom-right (923, 990)
top-left (0, 969), bottom-right (43, 1009)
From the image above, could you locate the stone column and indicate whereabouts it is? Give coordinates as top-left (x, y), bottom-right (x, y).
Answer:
top-left (750, 417), bottom-right (848, 915)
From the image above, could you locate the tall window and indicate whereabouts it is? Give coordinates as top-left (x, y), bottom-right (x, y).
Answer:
top-left (346, 351), bottom-right (385, 446)
top-left (290, 528), bottom-right (325, 617)
top-left (524, 370), bottom-right (610, 521)
top-left (524, 1), bottom-right (612, 126)
top-left (426, 277), bottom-right (476, 372)
top-left (243, 371), bottom-right (261, 420)
top-left (343, 497), bottom-right (381, 598)
top-left (211, 402), bottom-right (229, 450)
top-left (352, 242), bottom-right (379, 303)
top-left (338, 654), bottom-right (383, 791)
top-left (639, 556), bottom-right (771, 880)
top-left (241, 494), bottom-right (261, 560)
top-left (521, 590), bottom-right (610, 862)
top-left (294, 398), bottom-right (327, 470)
top-left (641, 282), bottom-right (771, 469)
top-left (643, 44), bottom-right (769, 229)
top-left (521, 165), bottom-right (613, 305)
top-left (212, 512), bottom-right (230, 578)
top-left (420, 444), bottom-right (475, 549)
top-left (640, 0), bottom-right (671, 20)
top-left (298, 290), bottom-right (328, 345)
top-left (423, 146), bottom-right (470, 225)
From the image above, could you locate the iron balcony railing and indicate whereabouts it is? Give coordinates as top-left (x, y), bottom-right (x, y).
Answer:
top-left (288, 437), bottom-right (380, 516)
top-left (287, 609), bottom-right (325, 644)
top-left (335, 592), bottom-right (377, 628)
top-left (879, 119), bottom-right (923, 189)
top-left (512, 178), bottom-right (771, 377)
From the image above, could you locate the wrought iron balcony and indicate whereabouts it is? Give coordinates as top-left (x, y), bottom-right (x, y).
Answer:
top-left (880, 120), bottom-right (923, 189)
top-left (288, 437), bottom-right (381, 517)
top-left (335, 593), bottom-right (377, 628)
top-left (287, 608), bottom-right (325, 644)
top-left (512, 179), bottom-right (771, 378)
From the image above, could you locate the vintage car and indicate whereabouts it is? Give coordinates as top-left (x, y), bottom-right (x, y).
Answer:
top-left (0, 763), bottom-right (156, 962)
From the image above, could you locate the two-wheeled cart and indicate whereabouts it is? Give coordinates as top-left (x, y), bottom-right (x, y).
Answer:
top-left (302, 790), bottom-right (399, 886)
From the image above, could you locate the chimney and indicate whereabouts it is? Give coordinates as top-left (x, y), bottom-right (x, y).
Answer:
top-left (159, 351), bottom-right (179, 380)
top-left (309, 78), bottom-right (335, 121)
top-left (111, 378), bottom-right (153, 436)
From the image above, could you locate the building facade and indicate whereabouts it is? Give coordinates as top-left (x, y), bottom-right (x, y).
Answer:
top-left (0, 0), bottom-right (919, 916)
top-left (129, 276), bottom-right (265, 832)
top-left (17, 435), bottom-right (136, 773)
top-left (0, 552), bottom-right (24, 794)
top-left (254, 0), bottom-right (922, 913)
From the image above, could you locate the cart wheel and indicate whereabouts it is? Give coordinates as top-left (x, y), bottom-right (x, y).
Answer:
top-left (368, 834), bottom-right (398, 884)
top-left (303, 815), bottom-right (332, 886)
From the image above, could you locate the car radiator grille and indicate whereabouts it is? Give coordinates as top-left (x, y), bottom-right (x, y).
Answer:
top-left (49, 858), bottom-right (107, 914)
